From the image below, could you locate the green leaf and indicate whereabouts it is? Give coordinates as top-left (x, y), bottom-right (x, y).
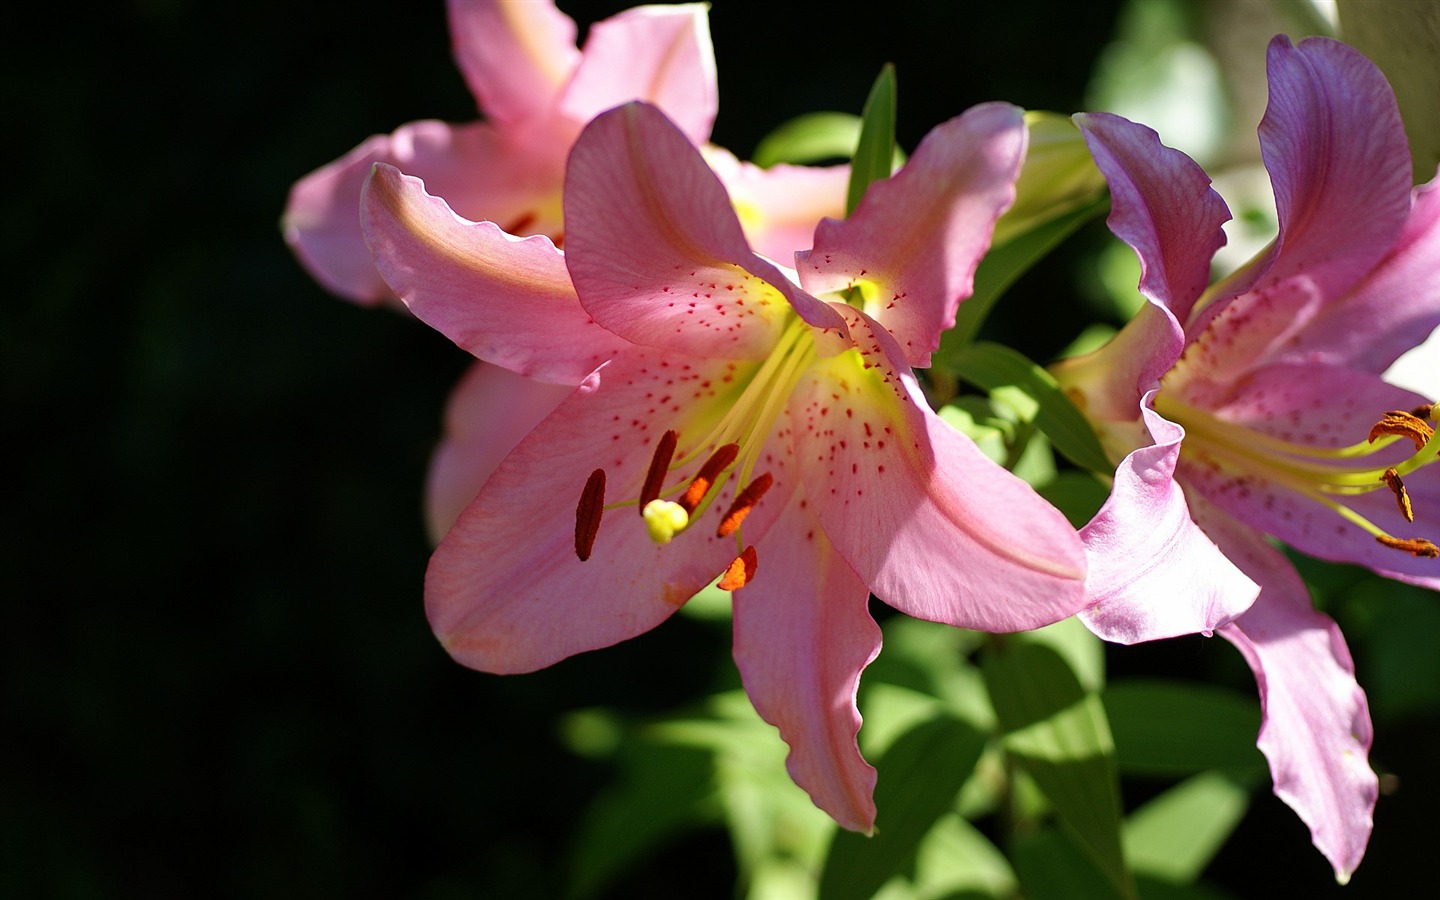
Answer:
top-left (753, 112), bottom-right (862, 168)
top-left (947, 341), bottom-right (1112, 474)
top-left (846, 64), bottom-right (897, 216)
top-left (1123, 771), bottom-right (1250, 883)
top-left (819, 715), bottom-right (987, 900)
top-left (1013, 828), bottom-right (1128, 900)
top-left (940, 194), bottom-right (1107, 352)
top-left (1103, 680), bottom-right (1264, 778)
top-left (984, 642), bottom-right (1135, 900)
top-left (1037, 470), bottom-right (1111, 529)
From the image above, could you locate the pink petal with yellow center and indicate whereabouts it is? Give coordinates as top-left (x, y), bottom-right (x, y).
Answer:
top-left (362, 163), bottom-right (626, 383)
top-left (557, 3), bottom-right (716, 146)
top-left (702, 146), bottom-right (849, 263)
top-left (798, 103), bottom-right (1026, 368)
top-left (427, 346), bottom-right (795, 673)
top-left (564, 103), bottom-right (846, 359)
top-left (796, 308), bottom-right (1088, 631)
top-left (425, 362), bottom-right (573, 542)
top-left (1195, 498), bottom-right (1377, 884)
top-left (1079, 403), bottom-right (1258, 643)
top-left (732, 489), bottom-right (880, 833)
top-left (446, 0), bottom-right (579, 128)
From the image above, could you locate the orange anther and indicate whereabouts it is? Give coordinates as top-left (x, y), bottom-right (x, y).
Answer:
top-left (717, 545), bottom-right (758, 591)
top-left (1375, 535), bottom-right (1439, 558)
top-left (717, 473), bottom-right (774, 538)
top-left (1381, 468), bottom-right (1414, 522)
top-left (1368, 410), bottom-right (1434, 452)
top-left (679, 443), bottom-right (740, 513)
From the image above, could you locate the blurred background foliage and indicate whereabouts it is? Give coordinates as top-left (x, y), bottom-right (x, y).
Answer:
top-left (3, 0), bottom-right (1436, 897)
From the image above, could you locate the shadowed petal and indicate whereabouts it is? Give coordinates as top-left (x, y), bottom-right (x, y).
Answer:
top-left (362, 163), bottom-right (626, 383)
top-left (558, 4), bottom-right (716, 145)
top-left (427, 349), bottom-right (760, 674)
top-left (1073, 111), bottom-right (1230, 329)
top-left (447, 0), bottom-right (579, 126)
top-left (701, 147), bottom-right (849, 263)
top-left (425, 362), bottom-right (573, 542)
top-left (1199, 501), bottom-right (1377, 884)
top-left (285, 120), bottom-right (564, 304)
top-left (564, 103), bottom-right (847, 359)
top-left (733, 490), bottom-right (880, 832)
top-left (1079, 403), bottom-right (1258, 643)
top-left (797, 309), bottom-right (1088, 631)
top-left (798, 103), bottom-right (1026, 367)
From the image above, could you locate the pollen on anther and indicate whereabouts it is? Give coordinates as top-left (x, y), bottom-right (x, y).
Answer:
top-left (680, 443), bottom-right (740, 512)
top-left (1368, 410), bottom-right (1435, 451)
top-left (1375, 534), bottom-right (1440, 558)
top-left (574, 469), bottom-right (606, 561)
top-left (717, 545), bottom-right (758, 591)
top-left (1381, 467), bottom-right (1415, 522)
top-left (717, 473), bottom-right (774, 537)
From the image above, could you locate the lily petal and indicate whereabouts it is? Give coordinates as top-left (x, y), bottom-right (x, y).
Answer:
top-left (1079, 402), bottom-right (1259, 643)
top-left (446, 0), bottom-right (579, 127)
top-left (362, 162), bottom-right (626, 383)
top-left (1073, 111), bottom-right (1230, 330)
top-left (564, 103), bottom-right (846, 359)
top-left (425, 362), bottom-right (573, 542)
top-left (798, 103), bottom-right (1027, 367)
top-left (1198, 501), bottom-right (1377, 884)
top-left (427, 348), bottom-right (761, 674)
top-left (798, 308), bottom-right (1088, 631)
top-left (285, 120), bottom-right (563, 304)
top-left (1246, 35), bottom-right (1412, 308)
top-left (701, 146), bottom-right (849, 263)
top-left (1278, 173), bottom-right (1440, 373)
top-left (557, 3), bottom-right (717, 146)
top-left (732, 490), bottom-right (880, 833)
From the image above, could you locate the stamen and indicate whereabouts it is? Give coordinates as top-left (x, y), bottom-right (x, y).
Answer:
top-left (1381, 467), bottom-right (1414, 522)
top-left (642, 499), bottom-right (689, 545)
top-left (574, 469), bottom-right (606, 561)
top-left (1368, 410), bottom-right (1434, 452)
top-left (717, 545), bottom-right (758, 591)
top-left (1411, 403), bottom-right (1435, 421)
top-left (639, 430), bottom-right (679, 511)
top-left (716, 473), bottom-right (774, 538)
top-left (1375, 535), bottom-right (1440, 558)
top-left (679, 443), bottom-right (740, 513)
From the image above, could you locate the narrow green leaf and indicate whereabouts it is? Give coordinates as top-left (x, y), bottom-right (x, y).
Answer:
top-left (819, 715), bottom-right (987, 900)
top-left (940, 194), bottom-right (1107, 352)
top-left (1123, 771), bottom-right (1251, 883)
top-left (1014, 828), bottom-right (1129, 900)
top-left (948, 341), bottom-right (1112, 474)
top-left (1103, 680), bottom-right (1264, 778)
top-left (846, 64), bottom-right (897, 216)
top-left (984, 642), bottom-right (1135, 900)
top-left (1037, 470), bottom-right (1111, 529)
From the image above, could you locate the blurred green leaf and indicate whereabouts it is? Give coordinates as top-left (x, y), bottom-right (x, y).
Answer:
top-left (1017, 617), bottom-right (1106, 694)
top-left (985, 642), bottom-right (1134, 900)
top-left (847, 64), bottom-right (897, 215)
top-left (753, 112), bottom-right (906, 170)
top-left (947, 341), bottom-right (1112, 474)
top-left (1037, 470), bottom-right (1110, 530)
top-left (940, 194), bottom-right (1108, 352)
top-left (1103, 680), bottom-right (1264, 778)
top-left (1013, 828), bottom-right (1128, 900)
top-left (819, 716), bottom-right (987, 900)
top-left (1123, 771), bottom-right (1250, 884)
top-left (910, 814), bottom-right (1018, 899)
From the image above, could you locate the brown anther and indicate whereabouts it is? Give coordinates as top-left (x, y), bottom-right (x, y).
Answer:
top-left (679, 443), bottom-right (740, 513)
top-left (1381, 467), bottom-right (1415, 522)
top-left (1375, 535), bottom-right (1440, 558)
top-left (1368, 410), bottom-right (1434, 451)
top-left (717, 545), bottom-right (758, 591)
top-left (1410, 403), bottom-right (1436, 421)
top-left (717, 473), bottom-right (775, 538)
top-left (639, 430), bottom-right (679, 511)
top-left (574, 469), bottom-right (606, 561)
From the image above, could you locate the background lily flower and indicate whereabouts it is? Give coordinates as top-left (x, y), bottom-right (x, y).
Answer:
top-left (1054, 35), bottom-right (1439, 882)
top-left (362, 100), bottom-right (1089, 831)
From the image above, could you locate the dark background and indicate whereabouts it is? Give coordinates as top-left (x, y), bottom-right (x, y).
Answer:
top-left (5, 1), bottom-right (1432, 897)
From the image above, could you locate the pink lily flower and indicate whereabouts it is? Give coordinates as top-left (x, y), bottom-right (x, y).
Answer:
top-left (361, 100), bottom-right (1089, 830)
top-left (284, 0), bottom-right (829, 303)
top-left (1055, 35), bottom-right (1439, 882)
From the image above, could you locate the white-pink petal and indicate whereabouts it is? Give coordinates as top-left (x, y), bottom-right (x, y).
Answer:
top-left (446, 0), bottom-right (580, 127)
